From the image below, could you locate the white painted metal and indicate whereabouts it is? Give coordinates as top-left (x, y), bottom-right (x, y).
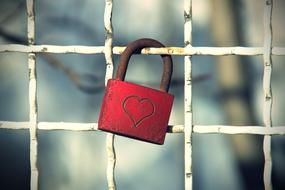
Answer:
top-left (263, 0), bottom-right (273, 190)
top-left (193, 125), bottom-right (285, 135)
top-left (26, 0), bottom-right (39, 189)
top-left (1, 122), bottom-right (285, 135)
top-left (1, 45), bottom-right (285, 56)
top-left (104, 0), bottom-right (116, 190)
top-left (184, 0), bottom-right (193, 189)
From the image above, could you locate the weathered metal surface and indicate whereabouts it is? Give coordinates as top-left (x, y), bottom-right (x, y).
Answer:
top-left (98, 39), bottom-right (174, 145)
top-left (98, 80), bottom-right (173, 144)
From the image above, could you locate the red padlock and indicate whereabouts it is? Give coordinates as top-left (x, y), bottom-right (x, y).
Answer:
top-left (98, 38), bottom-right (174, 145)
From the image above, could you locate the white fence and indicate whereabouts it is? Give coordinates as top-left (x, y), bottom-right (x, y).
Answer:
top-left (0, 0), bottom-right (285, 190)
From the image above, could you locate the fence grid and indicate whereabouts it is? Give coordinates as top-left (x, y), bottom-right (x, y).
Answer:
top-left (0, 0), bottom-right (284, 190)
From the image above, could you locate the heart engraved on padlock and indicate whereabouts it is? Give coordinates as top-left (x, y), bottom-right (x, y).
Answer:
top-left (98, 38), bottom-right (174, 145)
top-left (123, 95), bottom-right (155, 128)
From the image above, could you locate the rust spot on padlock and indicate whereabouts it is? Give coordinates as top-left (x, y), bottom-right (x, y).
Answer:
top-left (98, 38), bottom-right (174, 145)
top-left (116, 38), bottom-right (173, 92)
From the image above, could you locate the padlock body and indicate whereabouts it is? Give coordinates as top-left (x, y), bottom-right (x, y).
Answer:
top-left (98, 79), bottom-right (174, 145)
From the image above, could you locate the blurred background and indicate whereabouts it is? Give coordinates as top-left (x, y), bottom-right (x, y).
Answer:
top-left (0, 0), bottom-right (284, 189)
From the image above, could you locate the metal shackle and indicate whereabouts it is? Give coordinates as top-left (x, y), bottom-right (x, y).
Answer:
top-left (115, 38), bottom-right (173, 92)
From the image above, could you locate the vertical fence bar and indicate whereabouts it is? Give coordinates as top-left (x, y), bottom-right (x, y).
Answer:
top-left (104, 0), bottom-right (116, 189)
top-left (184, 0), bottom-right (193, 189)
top-left (27, 0), bottom-right (38, 189)
top-left (263, 0), bottom-right (273, 190)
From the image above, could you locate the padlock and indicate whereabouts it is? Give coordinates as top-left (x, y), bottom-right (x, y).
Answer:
top-left (98, 38), bottom-right (174, 145)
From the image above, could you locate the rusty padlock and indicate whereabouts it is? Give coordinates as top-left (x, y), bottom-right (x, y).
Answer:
top-left (98, 38), bottom-right (174, 145)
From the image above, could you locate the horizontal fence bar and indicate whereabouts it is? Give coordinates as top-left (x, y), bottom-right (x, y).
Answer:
top-left (193, 125), bottom-right (285, 135)
top-left (1, 121), bottom-right (285, 135)
top-left (0, 44), bottom-right (105, 54)
top-left (0, 44), bottom-right (285, 56)
top-left (0, 121), bottom-right (183, 133)
top-left (39, 122), bottom-right (98, 131)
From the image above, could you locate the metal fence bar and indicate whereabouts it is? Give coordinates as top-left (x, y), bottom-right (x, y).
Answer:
top-left (103, 0), bottom-right (116, 189)
top-left (184, 0), bottom-right (193, 189)
top-left (263, 0), bottom-right (273, 190)
top-left (1, 122), bottom-right (285, 135)
top-left (26, 0), bottom-right (38, 190)
top-left (193, 125), bottom-right (285, 135)
top-left (1, 45), bottom-right (285, 56)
